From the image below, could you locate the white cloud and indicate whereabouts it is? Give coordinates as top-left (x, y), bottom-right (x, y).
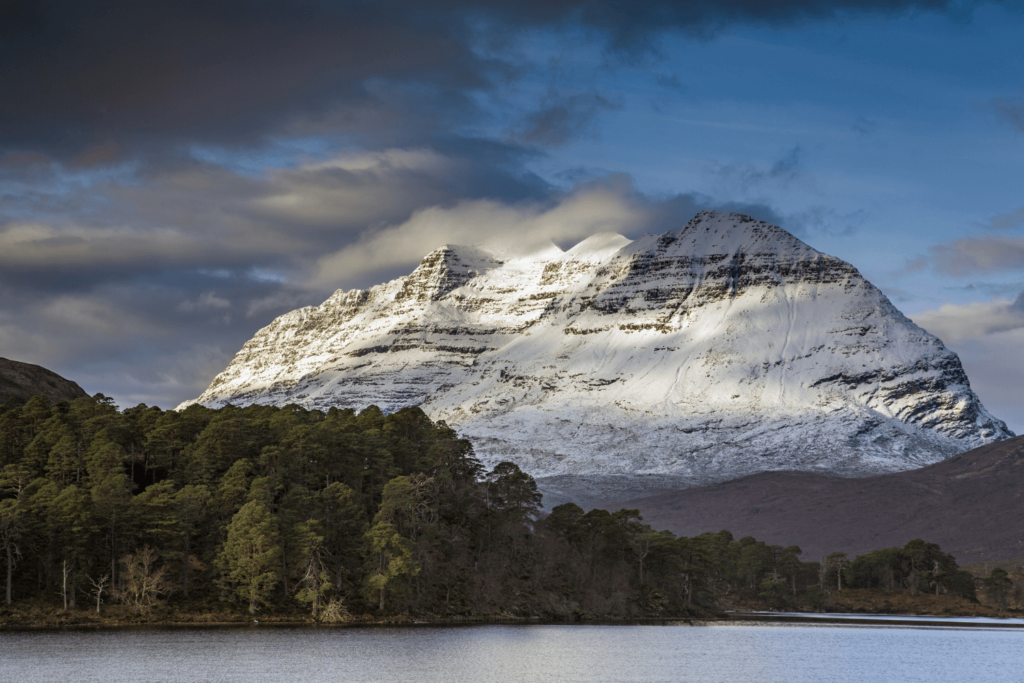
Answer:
top-left (911, 295), bottom-right (1024, 434)
top-left (947, 329), bottom-right (1024, 435)
top-left (911, 295), bottom-right (1024, 343)
top-left (930, 236), bottom-right (1024, 277)
top-left (0, 221), bottom-right (200, 269)
top-left (303, 148), bottom-right (454, 174)
top-left (308, 184), bottom-right (649, 289)
top-left (0, 147), bottom-right (520, 274)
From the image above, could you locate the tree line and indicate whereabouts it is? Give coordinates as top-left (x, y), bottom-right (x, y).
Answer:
top-left (0, 394), bottom-right (1004, 620)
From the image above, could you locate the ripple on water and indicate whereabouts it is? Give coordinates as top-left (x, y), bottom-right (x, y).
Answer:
top-left (2, 623), bottom-right (1022, 683)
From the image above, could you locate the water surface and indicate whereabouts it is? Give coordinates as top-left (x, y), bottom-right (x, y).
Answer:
top-left (2, 623), bottom-right (1022, 683)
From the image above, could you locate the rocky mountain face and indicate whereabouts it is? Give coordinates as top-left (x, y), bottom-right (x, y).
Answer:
top-left (182, 211), bottom-right (1012, 491)
top-left (0, 357), bottom-right (89, 404)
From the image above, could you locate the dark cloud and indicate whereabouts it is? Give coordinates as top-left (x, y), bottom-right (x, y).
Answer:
top-left (852, 116), bottom-right (878, 134)
top-left (710, 145), bottom-right (805, 193)
top-left (785, 206), bottom-right (865, 239)
top-left (514, 92), bottom-right (620, 147)
top-left (474, 0), bottom-right (967, 53)
top-left (655, 73), bottom-right (685, 91)
top-left (0, 0), bottom-right (989, 408)
top-left (987, 207), bottom-right (1024, 231)
top-left (1012, 290), bottom-right (1024, 313)
top-left (922, 208), bottom-right (1024, 277)
top-left (0, 273), bottom-right (286, 408)
top-left (993, 91), bottom-right (1024, 132)
top-left (0, 1), bottom-right (486, 156)
top-left (767, 146), bottom-right (803, 183)
top-left (0, 0), bottom-right (972, 158)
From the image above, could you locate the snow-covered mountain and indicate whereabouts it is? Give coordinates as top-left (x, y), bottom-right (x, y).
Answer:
top-left (182, 211), bottom-right (1012, 491)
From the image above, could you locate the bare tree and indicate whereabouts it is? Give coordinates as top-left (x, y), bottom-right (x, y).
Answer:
top-left (57, 560), bottom-right (72, 610)
top-left (116, 546), bottom-right (169, 614)
top-left (633, 531), bottom-right (654, 586)
top-left (320, 597), bottom-right (351, 623)
top-left (89, 574), bottom-right (110, 614)
top-left (296, 541), bottom-right (332, 619)
top-left (0, 500), bottom-right (22, 605)
top-left (824, 552), bottom-right (849, 592)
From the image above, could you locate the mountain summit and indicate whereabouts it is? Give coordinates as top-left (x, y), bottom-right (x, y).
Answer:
top-left (182, 211), bottom-right (1012, 490)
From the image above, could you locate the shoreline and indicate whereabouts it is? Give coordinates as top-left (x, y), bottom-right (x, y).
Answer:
top-left (719, 611), bottom-right (1024, 629)
top-left (5, 610), bottom-right (1024, 632)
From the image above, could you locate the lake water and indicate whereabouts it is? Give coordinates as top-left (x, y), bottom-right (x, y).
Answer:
top-left (2, 622), bottom-right (1022, 683)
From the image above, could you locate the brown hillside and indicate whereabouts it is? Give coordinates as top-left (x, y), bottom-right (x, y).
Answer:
top-left (0, 357), bottom-right (89, 404)
top-left (610, 435), bottom-right (1024, 565)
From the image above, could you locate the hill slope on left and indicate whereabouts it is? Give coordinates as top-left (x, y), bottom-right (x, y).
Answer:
top-left (0, 358), bottom-right (88, 404)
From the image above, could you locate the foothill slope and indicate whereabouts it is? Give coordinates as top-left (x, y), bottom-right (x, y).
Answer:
top-left (612, 434), bottom-right (1024, 565)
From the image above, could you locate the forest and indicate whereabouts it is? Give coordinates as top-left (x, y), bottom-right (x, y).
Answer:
top-left (0, 394), bottom-right (1002, 623)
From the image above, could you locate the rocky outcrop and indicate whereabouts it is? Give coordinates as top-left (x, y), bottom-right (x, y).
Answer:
top-left (0, 357), bottom-right (89, 405)
top-left (182, 211), bottom-right (1012, 484)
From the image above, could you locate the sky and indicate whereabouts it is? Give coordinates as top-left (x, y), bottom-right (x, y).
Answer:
top-left (1, 0), bottom-right (1023, 430)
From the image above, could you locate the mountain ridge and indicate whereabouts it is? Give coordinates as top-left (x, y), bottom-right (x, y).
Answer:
top-left (182, 210), bottom-right (1012, 486)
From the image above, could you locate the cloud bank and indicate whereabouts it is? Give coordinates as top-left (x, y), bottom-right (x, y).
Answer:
top-left (0, 0), bottom-right (998, 409)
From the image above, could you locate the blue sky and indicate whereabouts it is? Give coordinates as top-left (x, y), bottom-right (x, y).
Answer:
top-left (515, 4), bottom-right (1024, 298)
top-left (1, 0), bottom-right (1022, 430)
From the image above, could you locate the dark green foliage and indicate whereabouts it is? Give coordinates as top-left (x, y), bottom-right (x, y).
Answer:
top-left (984, 568), bottom-right (1014, 610)
top-left (486, 461), bottom-right (542, 523)
top-left (846, 539), bottom-right (976, 601)
top-left (218, 500), bottom-right (281, 614)
top-left (0, 394), bottom-right (985, 619)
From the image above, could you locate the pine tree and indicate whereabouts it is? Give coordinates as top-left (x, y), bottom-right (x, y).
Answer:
top-left (319, 482), bottom-right (366, 591)
top-left (174, 485), bottom-right (210, 598)
top-left (0, 499), bottom-right (23, 605)
top-left (364, 521), bottom-right (418, 612)
top-left (293, 519), bottom-right (331, 618)
top-left (218, 500), bottom-right (281, 614)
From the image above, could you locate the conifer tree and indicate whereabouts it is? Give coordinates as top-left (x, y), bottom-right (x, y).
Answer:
top-left (173, 485), bottom-right (210, 598)
top-left (364, 521), bottom-right (418, 612)
top-left (0, 499), bottom-right (22, 605)
top-left (218, 500), bottom-right (281, 614)
top-left (294, 519), bottom-right (331, 618)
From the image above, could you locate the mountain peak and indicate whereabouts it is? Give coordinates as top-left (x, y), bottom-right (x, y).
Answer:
top-left (477, 239), bottom-right (564, 263)
top-left (185, 211), bottom-right (1012, 490)
top-left (562, 232), bottom-right (632, 262)
top-left (667, 210), bottom-right (817, 257)
top-left (396, 244), bottom-right (502, 303)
